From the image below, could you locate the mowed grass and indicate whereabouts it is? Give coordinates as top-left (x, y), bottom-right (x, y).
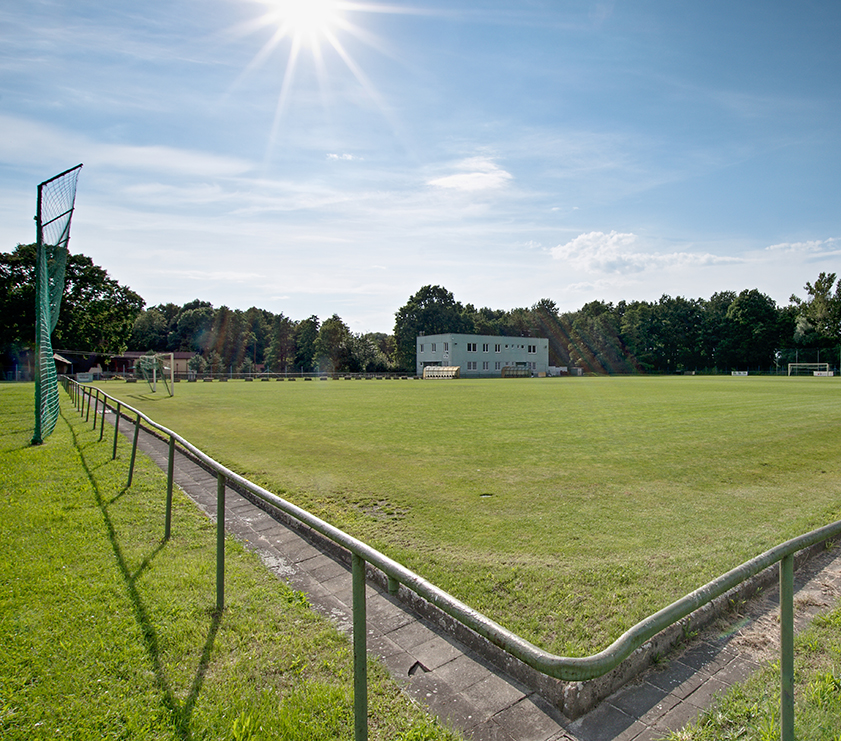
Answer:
top-left (0, 383), bottom-right (460, 740)
top-left (101, 375), bottom-right (841, 657)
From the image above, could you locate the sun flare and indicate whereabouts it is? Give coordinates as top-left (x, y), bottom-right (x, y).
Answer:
top-left (267, 0), bottom-right (341, 48)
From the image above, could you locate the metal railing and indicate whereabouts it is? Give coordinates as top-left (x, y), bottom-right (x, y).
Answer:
top-left (64, 377), bottom-right (841, 741)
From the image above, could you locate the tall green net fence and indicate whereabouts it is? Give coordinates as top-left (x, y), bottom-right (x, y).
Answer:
top-left (32, 164), bottom-right (82, 445)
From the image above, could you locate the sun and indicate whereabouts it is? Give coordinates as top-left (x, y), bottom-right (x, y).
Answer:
top-left (231, 0), bottom-right (413, 157)
top-left (265, 0), bottom-right (342, 49)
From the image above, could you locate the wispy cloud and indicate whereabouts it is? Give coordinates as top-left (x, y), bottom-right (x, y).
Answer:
top-left (0, 114), bottom-right (253, 178)
top-left (551, 230), bottom-right (742, 273)
top-left (428, 156), bottom-right (513, 191)
top-left (766, 237), bottom-right (841, 256)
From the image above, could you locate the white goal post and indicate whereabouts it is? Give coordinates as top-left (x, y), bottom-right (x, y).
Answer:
top-left (787, 362), bottom-right (832, 377)
top-left (137, 352), bottom-right (175, 395)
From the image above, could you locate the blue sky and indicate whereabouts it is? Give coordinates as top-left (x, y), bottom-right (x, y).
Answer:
top-left (2, 1), bottom-right (840, 333)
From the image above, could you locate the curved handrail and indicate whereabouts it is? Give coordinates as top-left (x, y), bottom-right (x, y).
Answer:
top-left (66, 378), bottom-right (838, 738)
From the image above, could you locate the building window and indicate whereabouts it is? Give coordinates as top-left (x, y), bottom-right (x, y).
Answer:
top-left (528, 344), bottom-right (536, 354)
top-left (494, 361), bottom-right (501, 370)
top-left (495, 344), bottom-right (501, 353)
top-left (482, 361), bottom-right (489, 370)
top-left (444, 342), bottom-right (448, 351)
top-left (467, 343), bottom-right (477, 352)
top-left (466, 361), bottom-right (477, 370)
top-left (482, 343), bottom-right (489, 352)
top-left (431, 343), bottom-right (436, 352)
top-left (419, 344), bottom-right (424, 353)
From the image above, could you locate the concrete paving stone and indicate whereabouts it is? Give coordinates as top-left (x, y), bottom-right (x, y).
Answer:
top-left (710, 654), bottom-right (761, 687)
top-left (651, 697), bottom-right (704, 736)
top-left (307, 554), bottom-right (350, 582)
top-left (628, 725), bottom-right (670, 741)
top-left (432, 654), bottom-right (494, 694)
top-left (423, 685), bottom-right (488, 732)
top-left (366, 632), bottom-right (405, 660)
top-left (412, 635), bottom-right (466, 671)
top-left (646, 660), bottom-right (703, 698)
top-left (287, 542), bottom-right (323, 564)
top-left (328, 581), bottom-right (379, 610)
top-left (683, 675), bottom-right (730, 709)
top-left (608, 680), bottom-right (676, 724)
top-left (677, 640), bottom-right (727, 673)
top-left (570, 701), bottom-right (643, 741)
top-left (319, 572), bottom-right (352, 598)
top-left (464, 718), bottom-right (517, 741)
top-left (250, 516), bottom-right (282, 533)
top-left (366, 593), bottom-right (415, 631)
top-left (489, 694), bottom-right (567, 741)
top-left (460, 673), bottom-right (527, 718)
top-left (387, 619), bottom-right (439, 651)
top-left (380, 648), bottom-right (422, 679)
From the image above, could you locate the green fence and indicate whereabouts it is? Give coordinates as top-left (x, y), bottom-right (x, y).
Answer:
top-left (65, 377), bottom-right (841, 741)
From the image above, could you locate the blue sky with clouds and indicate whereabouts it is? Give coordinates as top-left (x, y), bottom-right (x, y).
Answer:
top-left (2, 0), bottom-right (840, 333)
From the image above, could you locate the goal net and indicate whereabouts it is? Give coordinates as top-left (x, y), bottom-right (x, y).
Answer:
top-left (787, 362), bottom-right (832, 376)
top-left (137, 353), bottom-right (175, 396)
top-left (32, 164), bottom-right (83, 445)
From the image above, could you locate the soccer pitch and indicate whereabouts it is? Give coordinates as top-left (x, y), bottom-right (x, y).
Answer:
top-left (101, 375), bottom-right (841, 656)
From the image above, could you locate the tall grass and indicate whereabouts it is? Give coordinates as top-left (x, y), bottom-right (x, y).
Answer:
top-left (101, 376), bottom-right (841, 656)
top-left (0, 383), bottom-right (460, 740)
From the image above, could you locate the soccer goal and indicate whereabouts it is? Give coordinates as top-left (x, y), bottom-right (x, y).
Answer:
top-left (787, 362), bottom-right (833, 376)
top-left (137, 353), bottom-right (175, 395)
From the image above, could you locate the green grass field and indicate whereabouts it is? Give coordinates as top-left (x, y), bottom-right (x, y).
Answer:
top-left (0, 384), bottom-right (460, 740)
top-left (100, 375), bottom-right (841, 657)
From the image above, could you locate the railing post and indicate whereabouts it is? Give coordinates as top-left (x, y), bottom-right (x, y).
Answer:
top-left (85, 388), bottom-right (93, 423)
top-left (91, 389), bottom-right (99, 429)
top-left (127, 413), bottom-right (140, 488)
top-left (780, 553), bottom-right (794, 741)
top-left (112, 402), bottom-right (121, 460)
top-left (99, 395), bottom-right (106, 440)
top-left (165, 436), bottom-right (175, 540)
top-left (352, 553), bottom-right (368, 741)
top-left (216, 473), bottom-right (226, 613)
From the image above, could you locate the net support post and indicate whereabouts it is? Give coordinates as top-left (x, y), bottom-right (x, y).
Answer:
top-left (352, 553), bottom-right (368, 741)
top-left (216, 473), bottom-right (226, 613)
top-left (164, 436), bottom-right (175, 541)
top-left (780, 553), bottom-right (794, 741)
top-left (127, 413), bottom-right (140, 488)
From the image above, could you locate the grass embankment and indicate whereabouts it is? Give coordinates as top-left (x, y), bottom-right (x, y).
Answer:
top-left (669, 606), bottom-right (841, 740)
top-left (0, 383), bottom-right (460, 740)
top-left (101, 376), bottom-right (841, 658)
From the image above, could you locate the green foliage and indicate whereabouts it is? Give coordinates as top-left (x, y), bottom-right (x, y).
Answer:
top-left (791, 272), bottom-right (841, 345)
top-left (0, 243), bottom-right (144, 355)
top-left (393, 285), bottom-right (474, 371)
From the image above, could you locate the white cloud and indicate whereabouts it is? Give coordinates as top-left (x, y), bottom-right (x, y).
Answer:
top-left (428, 156), bottom-right (513, 191)
top-left (327, 153), bottom-right (362, 161)
top-left (551, 230), bottom-right (742, 273)
top-left (0, 114), bottom-right (253, 178)
top-left (766, 238), bottom-right (841, 255)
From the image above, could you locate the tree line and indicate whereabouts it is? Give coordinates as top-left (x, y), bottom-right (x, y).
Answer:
top-left (3, 242), bottom-right (841, 375)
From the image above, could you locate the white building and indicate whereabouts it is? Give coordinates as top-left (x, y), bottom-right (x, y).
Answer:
top-left (416, 333), bottom-right (549, 377)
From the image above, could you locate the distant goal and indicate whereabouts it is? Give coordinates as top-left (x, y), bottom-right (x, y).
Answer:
top-left (787, 362), bottom-right (833, 377)
top-left (137, 352), bottom-right (175, 395)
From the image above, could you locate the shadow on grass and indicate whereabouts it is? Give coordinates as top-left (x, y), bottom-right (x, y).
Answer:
top-left (62, 406), bottom-right (221, 740)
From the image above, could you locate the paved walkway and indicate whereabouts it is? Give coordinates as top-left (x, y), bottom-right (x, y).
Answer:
top-left (119, 411), bottom-right (841, 741)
